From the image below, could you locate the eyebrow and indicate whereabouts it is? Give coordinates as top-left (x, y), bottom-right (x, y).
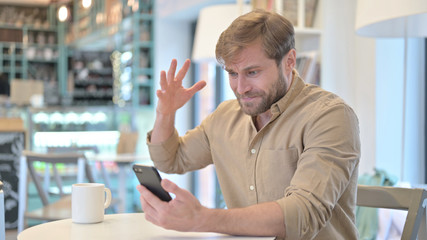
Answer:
top-left (224, 68), bottom-right (234, 73)
top-left (225, 65), bottom-right (261, 73)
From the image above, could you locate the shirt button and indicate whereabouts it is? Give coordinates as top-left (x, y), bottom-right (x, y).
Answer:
top-left (250, 149), bottom-right (256, 154)
top-left (249, 185), bottom-right (255, 191)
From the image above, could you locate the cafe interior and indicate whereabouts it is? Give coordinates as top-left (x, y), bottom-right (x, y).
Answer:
top-left (0, 0), bottom-right (427, 239)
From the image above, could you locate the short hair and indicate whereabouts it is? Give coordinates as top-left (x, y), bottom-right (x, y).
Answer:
top-left (215, 9), bottom-right (295, 67)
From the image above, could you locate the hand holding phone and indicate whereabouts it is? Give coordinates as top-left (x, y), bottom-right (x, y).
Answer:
top-left (133, 164), bottom-right (172, 202)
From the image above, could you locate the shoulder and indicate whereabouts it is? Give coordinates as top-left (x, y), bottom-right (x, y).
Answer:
top-left (290, 84), bottom-right (359, 134)
top-left (215, 99), bottom-right (240, 113)
top-left (303, 85), bottom-right (359, 134)
top-left (303, 84), bottom-right (345, 105)
top-left (201, 99), bottom-right (247, 130)
top-left (301, 84), bottom-right (356, 116)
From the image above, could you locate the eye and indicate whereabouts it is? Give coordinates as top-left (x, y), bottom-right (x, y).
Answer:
top-left (228, 72), bottom-right (238, 78)
top-left (246, 69), bottom-right (261, 77)
top-left (248, 70), bottom-right (258, 76)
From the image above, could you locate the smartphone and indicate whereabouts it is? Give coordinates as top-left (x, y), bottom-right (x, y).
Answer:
top-left (133, 164), bottom-right (172, 202)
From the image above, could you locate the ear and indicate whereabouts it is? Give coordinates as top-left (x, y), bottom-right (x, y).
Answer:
top-left (282, 49), bottom-right (296, 74)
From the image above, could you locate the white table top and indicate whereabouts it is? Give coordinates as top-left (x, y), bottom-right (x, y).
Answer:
top-left (86, 153), bottom-right (151, 163)
top-left (18, 213), bottom-right (274, 240)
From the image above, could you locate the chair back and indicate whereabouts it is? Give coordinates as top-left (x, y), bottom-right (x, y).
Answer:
top-left (47, 146), bottom-right (121, 214)
top-left (47, 146), bottom-right (100, 154)
top-left (357, 185), bottom-right (427, 240)
top-left (47, 146), bottom-right (102, 187)
top-left (17, 150), bottom-right (100, 233)
top-left (23, 150), bottom-right (94, 206)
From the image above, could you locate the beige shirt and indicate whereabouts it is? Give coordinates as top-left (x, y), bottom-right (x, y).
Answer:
top-left (147, 73), bottom-right (360, 240)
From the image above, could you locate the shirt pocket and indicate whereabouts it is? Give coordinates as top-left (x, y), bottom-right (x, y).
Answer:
top-left (256, 148), bottom-right (298, 202)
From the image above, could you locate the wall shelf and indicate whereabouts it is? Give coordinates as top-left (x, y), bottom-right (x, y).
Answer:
top-left (0, 4), bottom-right (65, 106)
top-left (66, 0), bottom-right (155, 108)
top-left (69, 50), bottom-right (114, 106)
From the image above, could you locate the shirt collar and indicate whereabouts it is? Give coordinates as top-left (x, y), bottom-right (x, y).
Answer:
top-left (270, 69), bottom-right (305, 117)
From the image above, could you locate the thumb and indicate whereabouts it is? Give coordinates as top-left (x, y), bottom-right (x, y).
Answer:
top-left (161, 179), bottom-right (179, 193)
top-left (161, 179), bottom-right (189, 200)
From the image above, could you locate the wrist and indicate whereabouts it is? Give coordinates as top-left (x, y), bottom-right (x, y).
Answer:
top-left (154, 108), bottom-right (175, 126)
top-left (155, 107), bottom-right (175, 117)
top-left (194, 207), bottom-right (223, 232)
top-left (151, 111), bottom-right (176, 144)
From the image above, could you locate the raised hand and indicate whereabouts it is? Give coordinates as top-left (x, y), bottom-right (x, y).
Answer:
top-left (156, 59), bottom-right (206, 115)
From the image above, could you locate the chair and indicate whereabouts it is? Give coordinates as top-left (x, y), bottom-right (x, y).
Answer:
top-left (357, 185), bottom-right (427, 240)
top-left (1, 180), bottom-right (5, 240)
top-left (47, 146), bottom-right (121, 212)
top-left (17, 150), bottom-right (95, 233)
top-left (47, 146), bottom-right (112, 190)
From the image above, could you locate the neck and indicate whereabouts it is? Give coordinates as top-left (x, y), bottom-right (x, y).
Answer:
top-left (253, 111), bottom-right (272, 131)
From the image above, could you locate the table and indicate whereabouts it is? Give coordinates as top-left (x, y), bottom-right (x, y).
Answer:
top-left (86, 154), bottom-right (151, 212)
top-left (17, 213), bottom-right (274, 240)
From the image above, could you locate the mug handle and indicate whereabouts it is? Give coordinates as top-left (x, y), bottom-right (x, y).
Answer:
top-left (104, 187), bottom-right (112, 209)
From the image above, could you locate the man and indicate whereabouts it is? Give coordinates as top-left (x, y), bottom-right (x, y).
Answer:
top-left (137, 9), bottom-right (360, 239)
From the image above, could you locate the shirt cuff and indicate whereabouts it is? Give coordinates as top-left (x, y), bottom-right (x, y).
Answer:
top-left (146, 129), bottom-right (180, 161)
top-left (276, 193), bottom-right (315, 240)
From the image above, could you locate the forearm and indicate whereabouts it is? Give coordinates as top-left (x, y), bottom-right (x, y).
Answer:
top-left (150, 112), bottom-right (175, 144)
top-left (197, 202), bottom-right (285, 238)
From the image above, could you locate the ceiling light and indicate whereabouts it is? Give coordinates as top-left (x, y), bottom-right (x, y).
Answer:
top-left (82, 0), bottom-right (92, 9)
top-left (58, 5), bottom-right (69, 22)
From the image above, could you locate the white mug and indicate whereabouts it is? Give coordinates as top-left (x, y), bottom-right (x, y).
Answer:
top-left (72, 183), bottom-right (111, 224)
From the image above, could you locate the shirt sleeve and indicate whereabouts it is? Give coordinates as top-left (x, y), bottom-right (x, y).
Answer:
top-left (276, 102), bottom-right (360, 239)
top-left (146, 117), bottom-right (214, 174)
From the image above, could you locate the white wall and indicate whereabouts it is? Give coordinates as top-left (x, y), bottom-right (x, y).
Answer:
top-left (322, 0), bottom-right (376, 176)
top-left (376, 38), bottom-right (425, 184)
top-left (154, 19), bottom-right (194, 136)
top-left (153, 13), bottom-right (195, 190)
top-left (323, 0), bottom-right (425, 184)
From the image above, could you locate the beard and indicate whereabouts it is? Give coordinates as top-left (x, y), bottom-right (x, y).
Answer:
top-left (235, 68), bottom-right (288, 116)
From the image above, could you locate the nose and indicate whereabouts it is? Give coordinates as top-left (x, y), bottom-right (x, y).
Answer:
top-left (235, 76), bottom-right (251, 95)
